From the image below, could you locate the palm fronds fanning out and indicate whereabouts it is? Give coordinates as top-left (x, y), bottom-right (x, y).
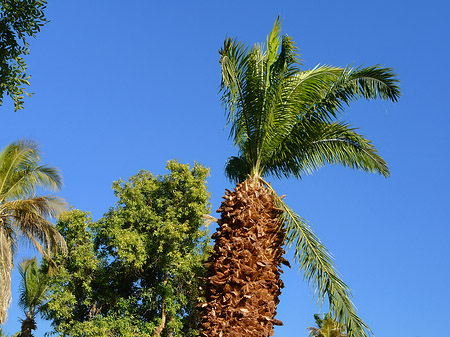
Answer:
top-left (219, 19), bottom-right (399, 182)
top-left (18, 257), bottom-right (50, 337)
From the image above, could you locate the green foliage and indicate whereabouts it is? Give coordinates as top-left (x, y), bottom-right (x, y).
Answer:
top-left (219, 18), bottom-right (400, 337)
top-left (220, 17), bottom-right (400, 182)
top-left (44, 209), bottom-right (99, 333)
top-left (0, 0), bottom-right (48, 111)
top-left (46, 161), bottom-right (211, 336)
top-left (308, 313), bottom-right (347, 337)
top-left (18, 258), bottom-right (49, 320)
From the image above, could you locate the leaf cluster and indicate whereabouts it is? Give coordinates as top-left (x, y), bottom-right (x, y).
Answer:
top-left (0, 0), bottom-right (48, 111)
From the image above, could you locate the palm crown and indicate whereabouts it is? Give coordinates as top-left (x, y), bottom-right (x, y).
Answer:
top-left (17, 257), bottom-right (50, 337)
top-left (218, 18), bottom-right (400, 337)
top-left (221, 18), bottom-right (399, 183)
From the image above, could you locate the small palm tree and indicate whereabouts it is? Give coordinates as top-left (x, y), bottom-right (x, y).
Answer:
top-left (0, 139), bottom-right (66, 324)
top-left (200, 18), bottom-right (400, 337)
top-left (308, 313), bottom-right (347, 337)
top-left (17, 257), bottom-right (49, 337)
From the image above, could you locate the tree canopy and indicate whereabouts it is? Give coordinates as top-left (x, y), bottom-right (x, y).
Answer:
top-left (45, 161), bottom-right (211, 336)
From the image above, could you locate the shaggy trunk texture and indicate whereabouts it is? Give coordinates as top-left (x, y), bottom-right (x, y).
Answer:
top-left (200, 179), bottom-right (286, 337)
top-left (0, 227), bottom-right (12, 324)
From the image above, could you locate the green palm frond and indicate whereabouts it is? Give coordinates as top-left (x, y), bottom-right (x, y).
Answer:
top-left (264, 185), bottom-right (371, 337)
top-left (219, 37), bottom-right (250, 148)
top-left (262, 120), bottom-right (389, 179)
top-left (256, 65), bottom-right (344, 173)
top-left (307, 66), bottom-right (400, 123)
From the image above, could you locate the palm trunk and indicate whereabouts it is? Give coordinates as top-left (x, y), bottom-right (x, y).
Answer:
top-left (200, 178), bottom-right (286, 337)
top-left (0, 227), bottom-right (13, 324)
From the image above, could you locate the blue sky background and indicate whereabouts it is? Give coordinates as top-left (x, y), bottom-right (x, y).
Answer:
top-left (2, 1), bottom-right (449, 336)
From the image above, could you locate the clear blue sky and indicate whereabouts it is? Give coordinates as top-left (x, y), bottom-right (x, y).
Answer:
top-left (2, 1), bottom-right (449, 336)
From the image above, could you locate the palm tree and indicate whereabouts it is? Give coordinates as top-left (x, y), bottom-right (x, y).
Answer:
top-left (308, 313), bottom-right (347, 337)
top-left (200, 18), bottom-right (400, 337)
top-left (0, 139), bottom-right (66, 324)
top-left (17, 257), bottom-right (49, 337)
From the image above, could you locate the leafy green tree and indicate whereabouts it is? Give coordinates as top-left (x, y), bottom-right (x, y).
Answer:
top-left (17, 257), bottom-right (49, 337)
top-left (307, 313), bottom-right (347, 337)
top-left (200, 18), bottom-right (400, 337)
top-left (0, 0), bottom-right (48, 111)
top-left (43, 209), bottom-right (100, 335)
top-left (46, 161), bottom-right (211, 337)
top-left (0, 139), bottom-right (66, 324)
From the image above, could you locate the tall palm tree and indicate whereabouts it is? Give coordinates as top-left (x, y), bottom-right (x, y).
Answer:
top-left (17, 257), bottom-right (49, 337)
top-left (308, 313), bottom-right (347, 337)
top-left (0, 139), bottom-right (66, 324)
top-left (200, 18), bottom-right (400, 337)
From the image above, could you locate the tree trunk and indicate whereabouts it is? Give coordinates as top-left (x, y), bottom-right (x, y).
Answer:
top-left (0, 227), bottom-right (13, 325)
top-left (153, 273), bottom-right (168, 337)
top-left (200, 178), bottom-right (286, 337)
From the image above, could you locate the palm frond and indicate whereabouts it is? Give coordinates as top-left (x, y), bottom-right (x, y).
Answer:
top-left (263, 120), bottom-right (389, 179)
top-left (2, 196), bottom-right (67, 265)
top-left (307, 66), bottom-right (400, 123)
top-left (266, 16), bottom-right (282, 66)
top-left (3, 196), bottom-right (67, 219)
top-left (256, 65), bottom-right (344, 175)
top-left (219, 37), bottom-right (251, 149)
top-left (261, 181), bottom-right (372, 337)
top-left (280, 203), bottom-right (371, 337)
top-left (0, 140), bottom-right (62, 200)
top-left (3, 165), bottom-right (62, 201)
